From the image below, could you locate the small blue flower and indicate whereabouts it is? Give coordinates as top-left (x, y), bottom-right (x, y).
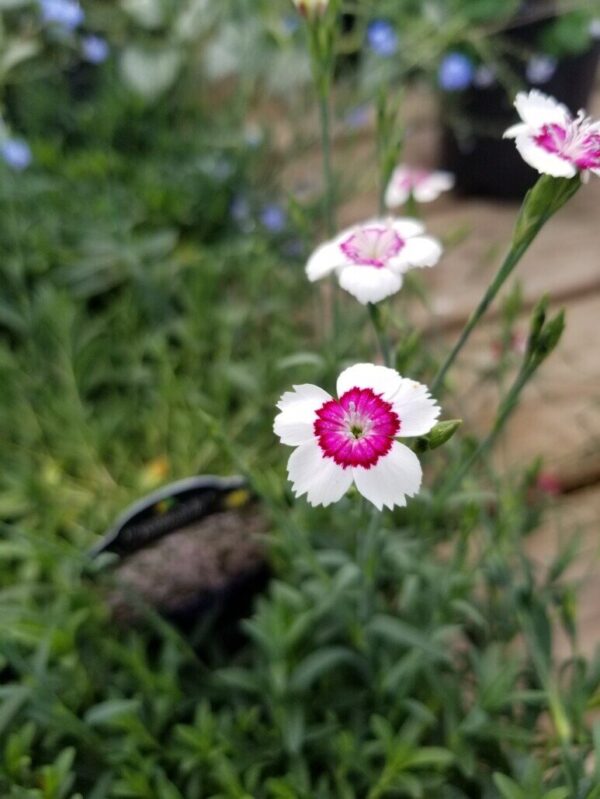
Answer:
top-left (260, 204), bottom-right (286, 233)
top-left (282, 238), bottom-right (305, 258)
top-left (230, 195), bottom-right (251, 224)
top-left (344, 104), bottom-right (371, 130)
top-left (1, 138), bottom-right (32, 171)
top-left (526, 54), bottom-right (557, 85)
top-left (366, 20), bottom-right (398, 58)
top-left (473, 64), bottom-right (495, 89)
top-left (82, 35), bottom-right (109, 64)
top-left (39, 0), bottom-right (84, 31)
top-left (282, 14), bottom-right (300, 35)
top-left (438, 52), bottom-right (474, 92)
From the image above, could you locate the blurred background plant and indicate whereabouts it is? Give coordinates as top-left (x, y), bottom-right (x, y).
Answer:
top-left (1, 0), bottom-right (599, 797)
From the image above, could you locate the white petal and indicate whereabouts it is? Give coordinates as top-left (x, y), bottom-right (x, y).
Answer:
top-left (306, 240), bottom-right (346, 281)
top-left (503, 122), bottom-right (528, 139)
top-left (338, 265), bottom-right (402, 305)
top-left (384, 181), bottom-right (409, 209)
top-left (514, 89), bottom-right (571, 127)
top-left (344, 216), bottom-right (424, 239)
top-left (413, 172), bottom-right (454, 202)
top-left (287, 440), bottom-right (353, 507)
top-left (390, 217), bottom-right (425, 239)
top-left (391, 235), bottom-right (442, 272)
top-left (514, 133), bottom-right (577, 178)
top-left (353, 442), bottom-right (422, 511)
top-left (336, 363), bottom-right (403, 401)
top-left (390, 378), bottom-right (440, 436)
top-left (274, 384), bottom-right (331, 445)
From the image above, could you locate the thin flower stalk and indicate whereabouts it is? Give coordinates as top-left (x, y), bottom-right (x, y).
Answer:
top-left (437, 303), bottom-right (565, 500)
top-left (431, 173), bottom-right (580, 394)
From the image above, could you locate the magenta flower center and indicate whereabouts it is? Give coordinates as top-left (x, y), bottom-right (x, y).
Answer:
top-left (314, 387), bottom-right (400, 469)
top-left (397, 169), bottom-right (429, 190)
top-left (535, 116), bottom-right (600, 170)
top-left (340, 226), bottom-right (404, 268)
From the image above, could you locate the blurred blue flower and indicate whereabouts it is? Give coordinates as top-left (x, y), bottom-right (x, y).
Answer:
top-left (526, 54), bottom-right (557, 85)
top-left (1, 138), bottom-right (32, 171)
top-left (366, 20), bottom-right (398, 58)
top-left (282, 14), bottom-right (300, 35)
top-left (82, 35), bottom-right (109, 64)
top-left (282, 238), bottom-right (305, 258)
top-left (230, 195), bottom-right (251, 224)
top-left (438, 52), bottom-right (474, 91)
top-left (40, 0), bottom-right (84, 31)
top-left (243, 124), bottom-right (264, 149)
top-left (473, 64), bottom-right (495, 88)
top-left (260, 204), bottom-right (287, 233)
top-left (344, 104), bottom-right (371, 130)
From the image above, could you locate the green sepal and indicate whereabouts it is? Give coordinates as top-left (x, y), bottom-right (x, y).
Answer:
top-left (416, 419), bottom-right (462, 452)
top-left (514, 174), bottom-right (581, 247)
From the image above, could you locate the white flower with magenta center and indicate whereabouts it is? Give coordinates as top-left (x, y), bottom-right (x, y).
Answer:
top-left (504, 89), bottom-right (600, 180)
top-left (274, 363), bottom-right (440, 510)
top-left (306, 217), bottom-right (442, 305)
top-left (385, 165), bottom-right (454, 208)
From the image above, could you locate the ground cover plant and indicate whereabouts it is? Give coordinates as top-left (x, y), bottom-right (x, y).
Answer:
top-left (1, 1), bottom-right (600, 797)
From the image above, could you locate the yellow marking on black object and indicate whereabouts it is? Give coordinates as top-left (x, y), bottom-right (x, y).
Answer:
top-left (224, 489), bottom-right (251, 509)
top-left (155, 497), bottom-right (175, 515)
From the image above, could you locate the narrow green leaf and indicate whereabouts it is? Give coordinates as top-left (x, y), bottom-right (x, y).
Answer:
top-left (290, 647), bottom-right (365, 692)
top-left (84, 700), bottom-right (141, 727)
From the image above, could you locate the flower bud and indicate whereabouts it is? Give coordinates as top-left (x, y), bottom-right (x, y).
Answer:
top-left (526, 294), bottom-right (548, 356)
top-left (292, 0), bottom-right (329, 18)
top-left (535, 310), bottom-right (565, 358)
top-left (416, 419), bottom-right (462, 452)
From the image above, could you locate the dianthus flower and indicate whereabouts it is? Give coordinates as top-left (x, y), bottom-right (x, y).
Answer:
top-left (504, 90), bottom-right (600, 180)
top-left (385, 165), bottom-right (454, 208)
top-left (274, 364), bottom-right (440, 509)
top-left (306, 217), bottom-right (442, 305)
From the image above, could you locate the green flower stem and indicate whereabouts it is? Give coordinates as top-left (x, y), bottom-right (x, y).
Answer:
top-left (431, 174), bottom-right (581, 395)
top-left (439, 362), bottom-right (535, 500)
top-left (306, 10), bottom-right (338, 345)
top-left (368, 303), bottom-right (393, 368)
top-left (356, 503), bottom-right (379, 624)
top-left (375, 88), bottom-right (403, 217)
top-left (405, 191), bottom-right (419, 219)
top-left (318, 90), bottom-right (335, 238)
top-left (306, 12), bottom-right (336, 237)
top-left (437, 307), bottom-right (564, 500)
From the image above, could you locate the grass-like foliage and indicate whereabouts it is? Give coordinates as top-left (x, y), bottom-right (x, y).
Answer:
top-left (1, 3), bottom-right (599, 798)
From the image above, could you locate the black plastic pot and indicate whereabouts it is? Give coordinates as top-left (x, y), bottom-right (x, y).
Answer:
top-left (441, 27), bottom-right (600, 198)
top-left (93, 475), bottom-right (270, 634)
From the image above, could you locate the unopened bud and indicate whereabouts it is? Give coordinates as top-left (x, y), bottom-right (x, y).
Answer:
top-left (292, 0), bottom-right (329, 18)
top-left (416, 419), bottom-right (462, 452)
top-left (526, 294), bottom-right (548, 355)
top-left (535, 309), bottom-right (565, 358)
